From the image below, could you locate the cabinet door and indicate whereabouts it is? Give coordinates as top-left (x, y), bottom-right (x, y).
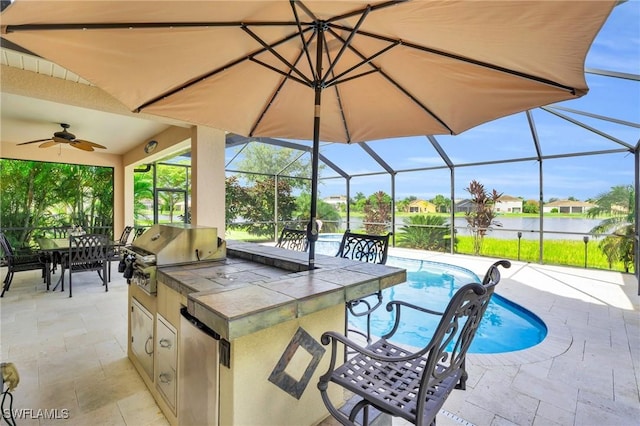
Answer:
top-left (131, 298), bottom-right (154, 380)
top-left (156, 314), bottom-right (177, 412)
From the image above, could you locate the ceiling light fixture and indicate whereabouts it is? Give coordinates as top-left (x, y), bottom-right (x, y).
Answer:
top-left (144, 140), bottom-right (158, 154)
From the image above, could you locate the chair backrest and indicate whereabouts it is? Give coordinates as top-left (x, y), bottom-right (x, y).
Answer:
top-left (275, 227), bottom-right (308, 252)
top-left (413, 261), bottom-right (508, 415)
top-left (132, 227), bottom-right (146, 242)
top-left (119, 226), bottom-right (134, 245)
top-left (69, 234), bottom-right (108, 266)
top-left (0, 232), bottom-right (14, 259)
top-left (481, 259), bottom-right (511, 287)
top-left (335, 229), bottom-right (391, 264)
top-left (52, 226), bottom-right (69, 239)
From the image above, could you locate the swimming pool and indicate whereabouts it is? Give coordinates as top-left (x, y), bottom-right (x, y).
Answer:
top-left (316, 237), bottom-right (547, 354)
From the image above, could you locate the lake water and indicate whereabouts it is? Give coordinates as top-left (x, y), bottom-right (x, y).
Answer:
top-left (340, 216), bottom-right (603, 241)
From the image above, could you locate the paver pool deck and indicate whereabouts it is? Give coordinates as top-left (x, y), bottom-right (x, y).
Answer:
top-left (1, 248), bottom-right (638, 426)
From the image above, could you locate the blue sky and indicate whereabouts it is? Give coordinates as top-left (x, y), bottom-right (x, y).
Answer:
top-left (228, 1), bottom-right (639, 203)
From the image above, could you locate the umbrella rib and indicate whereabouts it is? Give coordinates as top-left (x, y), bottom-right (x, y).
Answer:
top-left (137, 27), bottom-right (311, 111)
top-left (290, 0), bottom-right (317, 81)
top-left (320, 38), bottom-right (352, 143)
top-left (321, 5), bottom-right (371, 83)
top-left (330, 82), bottom-right (351, 143)
top-left (248, 57), bottom-right (309, 86)
top-left (326, 26), bottom-right (454, 133)
top-left (331, 23), bottom-right (577, 94)
top-left (249, 33), bottom-right (315, 137)
top-left (3, 21), bottom-right (306, 32)
top-left (294, 0), bottom-right (318, 22)
top-left (242, 24), bottom-right (313, 86)
top-left (326, 0), bottom-right (406, 24)
top-left (325, 27), bottom-right (399, 86)
top-left (379, 70), bottom-right (453, 134)
top-left (329, 68), bottom-right (381, 87)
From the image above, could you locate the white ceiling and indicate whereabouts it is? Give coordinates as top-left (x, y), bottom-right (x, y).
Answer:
top-left (0, 45), bottom-right (176, 155)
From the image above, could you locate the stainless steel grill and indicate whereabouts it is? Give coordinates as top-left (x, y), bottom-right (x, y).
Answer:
top-left (121, 224), bottom-right (226, 294)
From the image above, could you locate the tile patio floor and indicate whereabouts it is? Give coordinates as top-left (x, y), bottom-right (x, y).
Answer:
top-left (1, 249), bottom-right (638, 426)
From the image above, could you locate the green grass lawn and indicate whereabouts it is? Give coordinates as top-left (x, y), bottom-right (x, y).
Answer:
top-left (453, 236), bottom-right (629, 272)
top-left (224, 227), bottom-right (633, 274)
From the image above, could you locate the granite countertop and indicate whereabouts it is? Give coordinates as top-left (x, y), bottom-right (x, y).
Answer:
top-left (157, 241), bottom-right (406, 340)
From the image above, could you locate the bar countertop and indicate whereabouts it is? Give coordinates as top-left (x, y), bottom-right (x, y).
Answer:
top-left (157, 240), bottom-right (406, 340)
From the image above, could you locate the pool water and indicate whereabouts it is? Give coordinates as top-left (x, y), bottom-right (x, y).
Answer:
top-left (316, 237), bottom-right (547, 354)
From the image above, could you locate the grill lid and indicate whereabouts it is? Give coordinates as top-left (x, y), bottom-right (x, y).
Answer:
top-left (132, 223), bottom-right (225, 265)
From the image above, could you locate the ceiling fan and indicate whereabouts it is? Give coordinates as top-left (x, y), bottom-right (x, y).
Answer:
top-left (17, 123), bottom-right (106, 151)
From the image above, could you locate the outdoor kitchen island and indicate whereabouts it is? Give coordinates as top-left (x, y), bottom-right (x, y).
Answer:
top-left (127, 239), bottom-right (406, 426)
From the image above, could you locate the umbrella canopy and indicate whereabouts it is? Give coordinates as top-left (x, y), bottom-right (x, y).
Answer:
top-left (1, 0), bottom-right (616, 267)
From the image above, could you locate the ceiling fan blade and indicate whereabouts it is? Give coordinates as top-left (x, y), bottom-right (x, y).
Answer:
top-left (17, 138), bottom-right (51, 145)
top-left (39, 140), bottom-right (60, 148)
top-left (70, 141), bottom-right (95, 151)
top-left (53, 136), bottom-right (74, 144)
top-left (75, 139), bottom-right (106, 149)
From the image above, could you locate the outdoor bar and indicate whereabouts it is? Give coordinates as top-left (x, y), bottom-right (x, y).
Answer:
top-left (124, 226), bottom-right (406, 426)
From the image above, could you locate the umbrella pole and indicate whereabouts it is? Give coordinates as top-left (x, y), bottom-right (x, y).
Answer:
top-left (307, 24), bottom-right (324, 269)
top-left (307, 104), bottom-right (320, 269)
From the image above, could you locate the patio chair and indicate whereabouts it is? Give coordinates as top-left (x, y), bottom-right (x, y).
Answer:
top-left (318, 260), bottom-right (511, 426)
top-left (132, 227), bottom-right (146, 242)
top-left (0, 232), bottom-right (47, 297)
top-left (107, 226), bottom-right (133, 280)
top-left (275, 227), bottom-right (309, 252)
top-left (335, 229), bottom-right (391, 265)
top-left (336, 230), bottom-right (392, 348)
top-left (59, 234), bottom-right (109, 298)
top-left (51, 226), bottom-right (69, 239)
top-left (116, 226), bottom-right (134, 246)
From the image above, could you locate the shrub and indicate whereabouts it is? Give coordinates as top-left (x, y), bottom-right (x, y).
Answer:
top-left (464, 180), bottom-right (502, 255)
top-left (397, 215), bottom-right (453, 251)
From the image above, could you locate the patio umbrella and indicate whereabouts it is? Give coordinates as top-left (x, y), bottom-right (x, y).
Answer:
top-left (0, 0), bottom-right (616, 268)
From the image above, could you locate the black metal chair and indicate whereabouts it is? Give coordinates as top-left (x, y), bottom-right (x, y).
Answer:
top-left (51, 226), bottom-right (69, 239)
top-left (108, 226), bottom-right (133, 280)
top-left (336, 230), bottom-right (392, 348)
top-left (132, 227), bottom-right (146, 242)
top-left (116, 226), bottom-right (134, 246)
top-left (0, 232), bottom-right (47, 297)
top-left (318, 260), bottom-right (511, 426)
top-left (336, 229), bottom-right (391, 265)
top-left (275, 227), bottom-right (309, 252)
top-left (59, 234), bottom-right (109, 298)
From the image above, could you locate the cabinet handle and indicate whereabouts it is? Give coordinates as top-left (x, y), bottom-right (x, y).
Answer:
top-left (145, 336), bottom-right (154, 355)
top-left (158, 372), bottom-right (172, 384)
top-left (159, 338), bottom-right (172, 349)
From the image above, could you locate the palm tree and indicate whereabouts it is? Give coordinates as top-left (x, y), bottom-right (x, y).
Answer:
top-left (133, 173), bottom-right (154, 224)
top-left (588, 185), bottom-right (635, 272)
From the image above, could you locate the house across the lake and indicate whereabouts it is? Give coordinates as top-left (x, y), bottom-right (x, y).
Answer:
top-left (406, 199), bottom-right (436, 213)
top-left (495, 195), bottom-right (523, 213)
top-left (542, 199), bottom-right (597, 214)
top-left (322, 195), bottom-right (347, 208)
top-left (455, 195), bottom-right (522, 214)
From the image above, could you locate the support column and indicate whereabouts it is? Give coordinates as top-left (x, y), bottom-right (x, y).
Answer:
top-left (191, 126), bottom-right (226, 233)
top-left (123, 164), bottom-right (135, 228)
